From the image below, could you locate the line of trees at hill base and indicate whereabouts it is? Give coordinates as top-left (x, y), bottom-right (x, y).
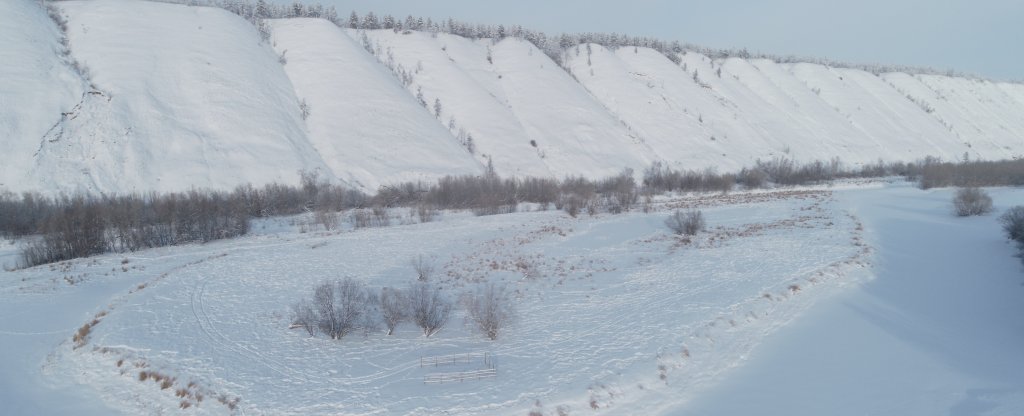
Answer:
top-left (4, 156), bottom-right (1024, 268)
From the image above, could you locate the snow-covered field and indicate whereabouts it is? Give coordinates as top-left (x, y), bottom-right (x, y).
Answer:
top-left (5, 182), bottom-right (1021, 415)
top-left (673, 185), bottom-right (1024, 416)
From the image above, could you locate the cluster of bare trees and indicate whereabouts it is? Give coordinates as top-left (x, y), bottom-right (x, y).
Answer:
top-left (374, 167), bottom-right (642, 218)
top-left (13, 192), bottom-right (249, 268)
top-left (643, 162), bottom-right (735, 194)
top-left (292, 279), bottom-right (452, 339)
top-left (10, 154), bottom-right (1009, 267)
top-left (291, 277), bottom-right (514, 340)
top-left (918, 158), bottom-right (1024, 190)
top-left (2, 170), bottom-right (368, 267)
top-left (643, 157), bottom-right (917, 194)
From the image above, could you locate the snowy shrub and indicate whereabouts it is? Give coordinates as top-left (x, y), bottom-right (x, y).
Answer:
top-left (408, 282), bottom-right (452, 337)
top-left (415, 204), bottom-right (439, 223)
top-left (953, 187), bottom-right (993, 217)
top-left (411, 254), bottom-right (435, 281)
top-left (464, 283), bottom-right (515, 340)
top-left (665, 210), bottom-right (705, 236)
top-left (298, 98), bottom-right (311, 121)
top-left (379, 287), bottom-right (409, 335)
top-left (372, 206), bottom-right (391, 226)
top-left (558, 195), bottom-right (584, 218)
top-left (351, 209), bottom-right (373, 229)
top-left (314, 209), bottom-right (340, 231)
top-left (999, 206), bottom-right (1024, 264)
top-left (290, 299), bottom-right (318, 336)
top-left (999, 207), bottom-right (1024, 244)
top-left (736, 167), bottom-right (768, 189)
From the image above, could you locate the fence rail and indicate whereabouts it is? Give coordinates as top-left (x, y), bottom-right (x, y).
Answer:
top-left (419, 352), bottom-right (488, 367)
top-left (423, 368), bottom-right (497, 384)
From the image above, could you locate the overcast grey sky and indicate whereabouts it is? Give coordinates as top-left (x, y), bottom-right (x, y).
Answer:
top-left (316, 0), bottom-right (1023, 80)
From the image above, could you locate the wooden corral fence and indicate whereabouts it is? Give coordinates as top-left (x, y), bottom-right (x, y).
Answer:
top-left (421, 352), bottom-right (497, 384)
top-left (419, 352), bottom-right (488, 367)
top-left (423, 368), bottom-right (497, 384)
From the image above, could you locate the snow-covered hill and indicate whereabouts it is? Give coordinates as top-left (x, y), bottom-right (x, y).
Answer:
top-left (2, 0), bottom-right (1023, 195)
top-left (268, 19), bottom-right (482, 190)
top-left (0, 0), bottom-right (87, 192)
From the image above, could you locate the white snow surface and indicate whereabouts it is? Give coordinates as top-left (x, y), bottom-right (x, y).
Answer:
top-left (672, 184), bottom-right (1024, 415)
top-left (6, 181), bottom-right (1023, 415)
top-left (268, 19), bottom-right (483, 190)
top-left (0, 0), bottom-right (86, 192)
top-left (3, 0), bottom-right (1024, 195)
top-left (47, 0), bottom-right (334, 194)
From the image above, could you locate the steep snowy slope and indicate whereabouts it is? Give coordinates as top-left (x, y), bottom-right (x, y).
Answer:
top-left (359, 29), bottom-right (552, 177)
top-left (786, 63), bottom-right (965, 161)
top-left (460, 37), bottom-right (654, 178)
top-left (0, 0), bottom-right (86, 192)
top-left (674, 53), bottom-right (796, 156)
top-left (744, 58), bottom-right (882, 161)
top-left (35, 0), bottom-right (332, 194)
top-left (566, 44), bottom-right (771, 172)
top-left (882, 73), bottom-right (1024, 160)
top-left (268, 19), bottom-right (482, 190)
top-left (360, 30), bottom-right (654, 178)
top-left (714, 57), bottom-right (867, 161)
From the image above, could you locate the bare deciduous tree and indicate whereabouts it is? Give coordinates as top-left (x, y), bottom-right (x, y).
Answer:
top-left (290, 299), bottom-right (318, 336)
top-left (312, 278), bottom-right (372, 340)
top-left (379, 287), bottom-right (408, 335)
top-left (464, 283), bottom-right (515, 340)
top-left (408, 282), bottom-right (452, 337)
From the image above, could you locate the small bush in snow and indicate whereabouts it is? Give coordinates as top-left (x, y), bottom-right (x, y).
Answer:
top-left (290, 299), bottom-right (318, 336)
top-left (411, 254), bottom-right (435, 281)
top-left (314, 209), bottom-right (340, 231)
top-left (464, 283), bottom-right (515, 340)
top-left (999, 206), bottom-right (1024, 245)
top-left (953, 187), bottom-right (993, 217)
top-left (351, 209), bottom-right (373, 229)
top-left (415, 204), bottom-right (438, 223)
top-left (665, 210), bottom-right (705, 236)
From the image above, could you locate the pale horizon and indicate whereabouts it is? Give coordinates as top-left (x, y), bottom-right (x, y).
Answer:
top-left (315, 0), bottom-right (1024, 81)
